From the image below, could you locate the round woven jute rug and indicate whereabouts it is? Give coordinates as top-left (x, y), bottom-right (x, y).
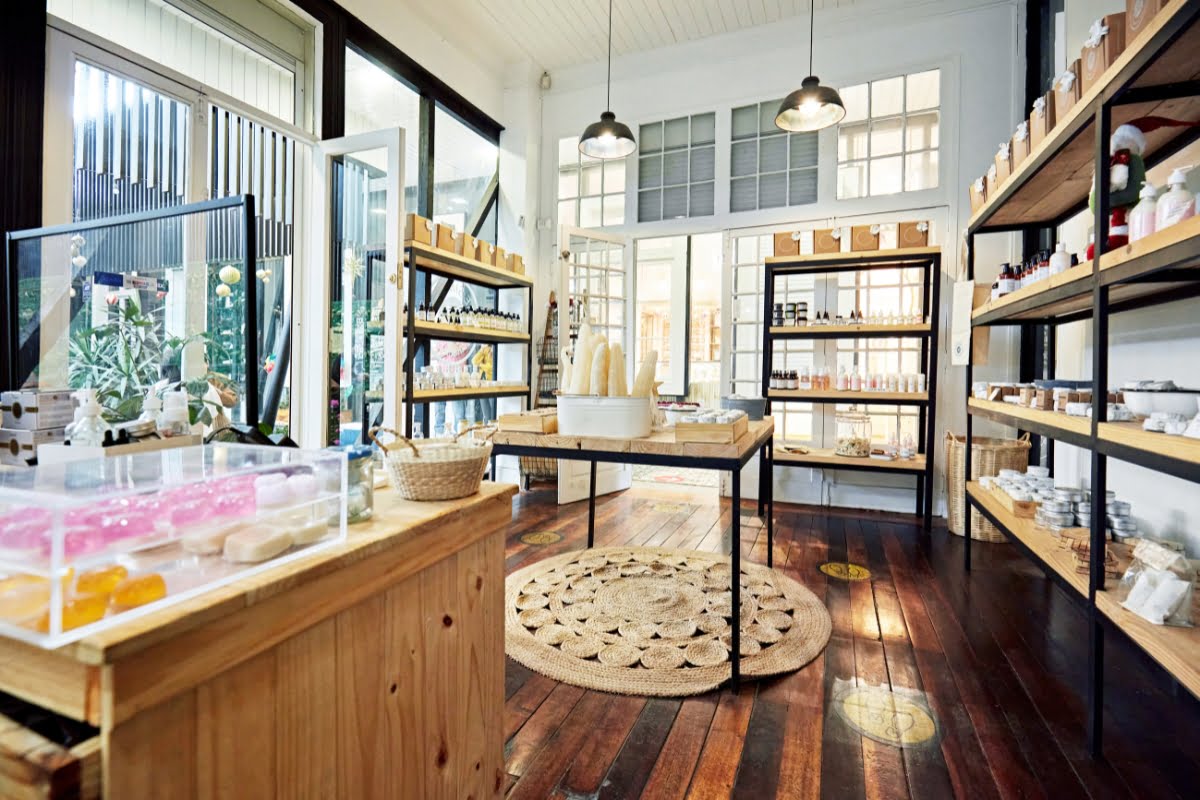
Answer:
top-left (505, 546), bottom-right (832, 696)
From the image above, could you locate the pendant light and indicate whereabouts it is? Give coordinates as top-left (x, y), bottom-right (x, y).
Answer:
top-left (579, 0), bottom-right (636, 159)
top-left (775, 0), bottom-right (846, 132)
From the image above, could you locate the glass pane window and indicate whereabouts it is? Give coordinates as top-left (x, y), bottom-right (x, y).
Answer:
top-left (344, 48), bottom-right (420, 207)
top-left (637, 113), bottom-right (716, 222)
top-left (557, 135), bottom-right (626, 228)
top-left (729, 100), bottom-right (818, 212)
top-left (835, 70), bottom-right (941, 198)
top-left (434, 105), bottom-right (498, 237)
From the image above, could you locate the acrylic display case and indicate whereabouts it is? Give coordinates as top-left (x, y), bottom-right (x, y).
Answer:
top-left (0, 443), bottom-right (347, 648)
top-left (4, 195), bottom-right (291, 435)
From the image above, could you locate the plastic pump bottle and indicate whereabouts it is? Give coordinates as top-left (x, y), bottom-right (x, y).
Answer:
top-left (68, 388), bottom-right (110, 447)
top-left (160, 390), bottom-right (192, 437)
top-left (1129, 183), bottom-right (1158, 242)
top-left (139, 389), bottom-right (163, 430)
top-left (1155, 168), bottom-right (1195, 231)
top-left (1048, 242), bottom-right (1071, 276)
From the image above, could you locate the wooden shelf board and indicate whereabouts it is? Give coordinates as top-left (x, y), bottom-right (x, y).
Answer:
top-left (768, 323), bottom-right (930, 337)
top-left (1098, 420), bottom-right (1200, 466)
top-left (1096, 589), bottom-right (1200, 700)
top-left (409, 320), bottom-right (530, 344)
top-left (769, 390), bottom-right (928, 404)
top-left (766, 246), bottom-right (939, 269)
top-left (775, 447), bottom-right (926, 472)
top-left (967, 398), bottom-right (1093, 442)
top-left (968, 0), bottom-right (1200, 231)
top-left (967, 482), bottom-right (1090, 596)
top-left (410, 385), bottom-right (528, 402)
top-left (405, 240), bottom-right (533, 288)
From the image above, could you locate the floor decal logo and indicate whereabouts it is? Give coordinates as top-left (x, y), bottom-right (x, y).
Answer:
top-left (834, 683), bottom-right (939, 748)
top-left (819, 562), bottom-right (872, 581)
top-left (520, 531), bottom-right (564, 545)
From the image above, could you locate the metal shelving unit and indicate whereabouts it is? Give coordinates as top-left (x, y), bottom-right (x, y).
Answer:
top-left (762, 247), bottom-right (942, 529)
top-left (961, 0), bottom-right (1200, 757)
top-left (401, 240), bottom-right (533, 438)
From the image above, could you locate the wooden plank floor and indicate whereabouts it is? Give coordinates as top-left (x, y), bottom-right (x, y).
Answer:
top-left (500, 484), bottom-right (1200, 799)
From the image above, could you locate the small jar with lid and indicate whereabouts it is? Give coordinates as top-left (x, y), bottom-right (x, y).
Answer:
top-left (343, 445), bottom-right (376, 523)
top-left (835, 411), bottom-right (872, 458)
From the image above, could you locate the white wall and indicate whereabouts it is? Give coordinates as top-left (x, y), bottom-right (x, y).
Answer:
top-left (504, 0), bottom-right (1024, 513)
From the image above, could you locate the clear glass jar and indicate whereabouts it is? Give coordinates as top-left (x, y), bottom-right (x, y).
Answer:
top-left (835, 411), bottom-right (872, 458)
top-left (344, 445), bottom-right (375, 523)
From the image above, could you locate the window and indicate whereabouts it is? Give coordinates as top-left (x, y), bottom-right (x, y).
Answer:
top-left (344, 47), bottom-right (419, 209)
top-left (435, 105), bottom-right (499, 240)
top-left (837, 70), bottom-right (940, 199)
top-left (637, 113), bottom-right (716, 222)
top-left (558, 137), bottom-right (626, 228)
top-left (730, 101), bottom-right (818, 212)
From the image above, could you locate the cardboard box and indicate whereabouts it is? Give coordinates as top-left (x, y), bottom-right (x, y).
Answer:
top-left (1054, 59), bottom-right (1082, 118)
top-left (1030, 389), bottom-right (1055, 410)
top-left (969, 177), bottom-right (988, 214)
top-left (813, 229), bottom-right (841, 254)
top-left (1019, 386), bottom-right (1036, 406)
top-left (506, 253), bottom-right (525, 275)
top-left (1029, 91), bottom-right (1056, 149)
top-left (493, 246), bottom-right (506, 269)
top-left (456, 232), bottom-right (478, 260)
top-left (478, 241), bottom-right (497, 266)
top-left (1012, 124), bottom-right (1031, 169)
top-left (404, 213), bottom-right (433, 245)
top-left (898, 221), bottom-right (929, 248)
top-left (1081, 13), bottom-right (1126, 93)
top-left (994, 142), bottom-right (1013, 186)
top-left (985, 164), bottom-right (1001, 199)
top-left (1127, 0), bottom-right (1167, 41)
top-left (987, 384), bottom-right (1018, 402)
top-left (435, 223), bottom-right (457, 252)
top-left (0, 427), bottom-right (66, 466)
top-left (1, 390), bottom-right (74, 431)
top-left (850, 225), bottom-right (879, 252)
top-left (1055, 390), bottom-right (1092, 412)
top-left (773, 231), bottom-right (801, 258)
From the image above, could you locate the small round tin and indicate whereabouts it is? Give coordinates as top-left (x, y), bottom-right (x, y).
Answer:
top-left (1106, 500), bottom-right (1131, 517)
top-left (1041, 499), bottom-right (1072, 514)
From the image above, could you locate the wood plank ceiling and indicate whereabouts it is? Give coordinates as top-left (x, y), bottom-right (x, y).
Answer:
top-left (404, 0), bottom-right (862, 72)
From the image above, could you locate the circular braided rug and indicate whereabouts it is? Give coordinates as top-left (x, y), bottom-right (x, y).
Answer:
top-left (505, 546), bottom-right (832, 696)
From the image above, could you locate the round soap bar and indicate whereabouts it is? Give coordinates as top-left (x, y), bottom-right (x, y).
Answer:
top-left (110, 574), bottom-right (167, 609)
top-left (285, 473), bottom-right (318, 503)
top-left (0, 582), bottom-right (51, 622)
top-left (35, 593), bottom-right (108, 632)
top-left (181, 520), bottom-right (248, 555)
top-left (76, 565), bottom-right (129, 597)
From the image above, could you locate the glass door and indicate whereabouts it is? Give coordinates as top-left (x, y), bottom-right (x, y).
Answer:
top-left (302, 130), bottom-right (404, 449)
top-left (633, 236), bottom-right (688, 397)
top-left (558, 226), bottom-right (631, 505)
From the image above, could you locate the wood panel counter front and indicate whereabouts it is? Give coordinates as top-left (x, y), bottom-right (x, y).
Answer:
top-left (0, 482), bottom-right (518, 799)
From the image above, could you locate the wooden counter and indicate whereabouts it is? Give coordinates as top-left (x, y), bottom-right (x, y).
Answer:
top-left (0, 482), bottom-right (518, 799)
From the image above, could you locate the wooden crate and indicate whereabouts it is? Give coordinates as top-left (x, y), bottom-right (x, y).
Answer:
top-left (987, 483), bottom-right (1038, 518)
top-left (0, 712), bottom-right (100, 799)
top-left (673, 415), bottom-right (749, 444)
top-left (435, 223), bottom-right (457, 252)
top-left (498, 408), bottom-right (558, 434)
top-left (404, 213), bottom-right (433, 245)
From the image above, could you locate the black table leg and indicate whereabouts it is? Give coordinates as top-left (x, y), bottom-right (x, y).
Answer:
top-left (587, 460), bottom-right (597, 548)
top-left (757, 447), bottom-right (766, 518)
top-left (916, 475), bottom-right (924, 516)
top-left (765, 439), bottom-right (774, 569)
top-left (731, 468), bottom-right (741, 688)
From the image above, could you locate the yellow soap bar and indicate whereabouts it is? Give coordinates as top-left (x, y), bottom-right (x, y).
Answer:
top-left (223, 526), bottom-right (292, 563)
top-left (0, 583), bottom-right (50, 622)
top-left (76, 565), bottom-right (129, 598)
top-left (110, 573), bottom-right (167, 609)
top-left (35, 593), bottom-right (108, 632)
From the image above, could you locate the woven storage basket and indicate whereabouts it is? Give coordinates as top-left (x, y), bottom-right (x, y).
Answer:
top-left (369, 426), bottom-right (493, 501)
top-left (944, 432), bottom-right (1031, 542)
top-left (519, 456), bottom-right (558, 481)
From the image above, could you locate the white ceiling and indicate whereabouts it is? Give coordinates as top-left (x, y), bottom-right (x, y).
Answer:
top-left (401, 0), bottom-right (863, 73)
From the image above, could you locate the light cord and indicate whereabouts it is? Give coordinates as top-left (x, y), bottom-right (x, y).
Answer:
top-left (607, 0), bottom-right (613, 110)
top-left (809, 0), bottom-right (815, 76)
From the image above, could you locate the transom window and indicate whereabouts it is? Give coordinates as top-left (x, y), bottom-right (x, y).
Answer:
top-left (837, 70), bottom-right (940, 199)
top-left (730, 100), bottom-right (818, 213)
top-left (558, 137), bottom-right (626, 228)
top-left (637, 113), bottom-right (716, 222)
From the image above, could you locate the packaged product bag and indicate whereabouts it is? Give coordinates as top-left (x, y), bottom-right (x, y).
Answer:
top-left (1119, 540), bottom-right (1194, 626)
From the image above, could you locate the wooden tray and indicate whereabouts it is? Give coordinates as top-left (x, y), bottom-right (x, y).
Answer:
top-left (498, 408), bottom-right (557, 434)
top-left (986, 484), bottom-right (1038, 518)
top-left (673, 415), bottom-right (749, 444)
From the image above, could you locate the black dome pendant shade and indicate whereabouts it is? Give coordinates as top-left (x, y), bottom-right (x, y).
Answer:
top-left (776, 2), bottom-right (846, 132)
top-left (579, 0), bottom-right (636, 159)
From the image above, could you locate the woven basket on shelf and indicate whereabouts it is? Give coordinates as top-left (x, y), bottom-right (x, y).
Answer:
top-left (944, 432), bottom-right (1031, 542)
top-left (369, 426), bottom-right (494, 501)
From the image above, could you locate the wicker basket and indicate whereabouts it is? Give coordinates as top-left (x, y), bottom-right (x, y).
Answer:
top-left (369, 426), bottom-right (493, 501)
top-left (944, 432), bottom-right (1031, 542)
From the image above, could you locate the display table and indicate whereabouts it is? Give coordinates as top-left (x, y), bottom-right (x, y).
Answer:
top-left (0, 482), bottom-right (517, 800)
top-left (491, 417), bottom-right (775, 685)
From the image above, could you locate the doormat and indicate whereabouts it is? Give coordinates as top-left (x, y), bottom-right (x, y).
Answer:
top-left (505, 546), bottom-right (831, 696)
top-left (632, 465), bottom-right (719, 488)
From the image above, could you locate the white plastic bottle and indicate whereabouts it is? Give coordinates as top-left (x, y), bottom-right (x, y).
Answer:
top-left (68, 388), bottom-right (111, 447)
top-left (139, 389), bottom-right (163, 430)
top-left (1128, 182), bottom-right (1158, 242)
top-left (160, 390), bottom-right (192, 437)
top-left (836, 367), bottom-right (848, 392)
top-left (1048, 242), bottom-right (1071, 276)
top-left (1155, 168), bottom-right (1195, 231)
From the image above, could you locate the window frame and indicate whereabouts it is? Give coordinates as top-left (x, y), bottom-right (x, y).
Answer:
top-left (729, 99), bottom-right (819, 213)
top-left (556, 136), bottom-right (627, 229)
top-left (636, 111), bottom-right (717, 223)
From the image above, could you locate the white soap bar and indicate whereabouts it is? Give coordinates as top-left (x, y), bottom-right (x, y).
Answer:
top-left (181, 520), bottom-right (248, 555)
top-left (223, 525), bottom-right (293, 563)
top-left (290, 519), bottom-right (329, 546)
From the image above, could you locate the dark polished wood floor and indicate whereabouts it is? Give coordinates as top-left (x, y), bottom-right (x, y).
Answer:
top-left (499, 484), bottom-right (1200, 799)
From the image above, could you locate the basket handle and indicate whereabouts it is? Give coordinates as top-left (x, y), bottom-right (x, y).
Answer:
top-left (453, 424), bottom-right (497, 444)
top-left (367, 426), bottom-right (421, 458)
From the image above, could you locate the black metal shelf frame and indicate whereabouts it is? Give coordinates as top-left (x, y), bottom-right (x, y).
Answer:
top-left (402, 244), bottom-right (533, 439)
top-left (762, 251), bottom-right (942, 529)
top-left (962, 3), bottom-right (1200, 758)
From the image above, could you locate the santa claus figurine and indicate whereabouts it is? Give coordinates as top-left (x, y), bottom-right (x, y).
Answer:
top-left (1090, 116), bottom-right (1200, 258)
